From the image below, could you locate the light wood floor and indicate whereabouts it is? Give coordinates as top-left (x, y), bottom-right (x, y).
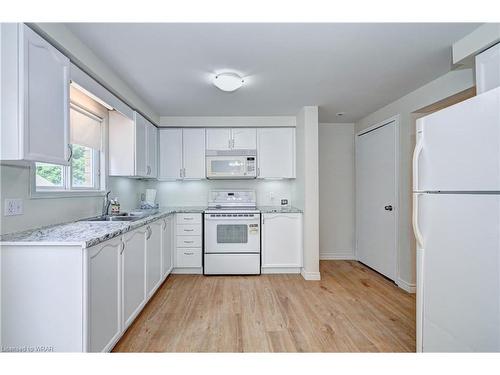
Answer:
top-left (113, 260), bottom-right (416, 352)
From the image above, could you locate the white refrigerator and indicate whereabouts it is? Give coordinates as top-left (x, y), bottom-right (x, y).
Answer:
top-left (413, 86), bottom-right (500, 352)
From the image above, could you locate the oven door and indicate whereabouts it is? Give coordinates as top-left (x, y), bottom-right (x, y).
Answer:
top-left (204, 213), bottom-right (260, 253)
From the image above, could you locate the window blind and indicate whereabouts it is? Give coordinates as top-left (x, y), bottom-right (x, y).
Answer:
top-left (70, 106), bottom-right (102, 151)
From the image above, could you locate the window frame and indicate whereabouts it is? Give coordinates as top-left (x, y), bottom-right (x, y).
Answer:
top-left (30, 103), bottom-right (106, 199)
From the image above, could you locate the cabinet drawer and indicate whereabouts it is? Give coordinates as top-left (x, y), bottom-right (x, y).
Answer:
top-left (176, 213), bottom-right (201, 224)
top-left (176, 235), bottom-right (201, 248)
top-left (176, 224), bottom-right (202, 236)
top-left (176, 248), bottom-right (202, 268)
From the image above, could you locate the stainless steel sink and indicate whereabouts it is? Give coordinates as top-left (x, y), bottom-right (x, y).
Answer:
top-left (83, 214), bottom-right (143, 222)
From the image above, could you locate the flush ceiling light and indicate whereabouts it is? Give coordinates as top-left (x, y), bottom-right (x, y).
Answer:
top-left (213, 72), bottom-right (245, 92)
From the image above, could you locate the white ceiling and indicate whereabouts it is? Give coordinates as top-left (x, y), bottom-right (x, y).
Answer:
top-left (66, 23), bottom-right (480, 122)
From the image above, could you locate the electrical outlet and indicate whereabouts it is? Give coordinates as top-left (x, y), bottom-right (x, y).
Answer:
top-left (281, 199), bottom-right (289, 206)
top-left (4, 199), bottom-right (23, 216)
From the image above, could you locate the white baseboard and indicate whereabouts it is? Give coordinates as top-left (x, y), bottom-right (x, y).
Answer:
top-left (396, 278), bottom-right (416, 293)
top-left (301, 269), bottom-right (321, 281)
top-left (320, 251), bottom-right (356, 260)
top-left (172, 267), bottom-right (203, 274)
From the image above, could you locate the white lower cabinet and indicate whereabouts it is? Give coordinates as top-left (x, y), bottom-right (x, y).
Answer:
top-left (146, 222), bottom-right (162, 298)
top-left (122, 226), bottom-right (147, 329)
top-left (87, 237), bottom-right (122, 352)
top-left (161, 216), bottom-right (174, 279)
top-left (261, 213), bottom-right (303, 273)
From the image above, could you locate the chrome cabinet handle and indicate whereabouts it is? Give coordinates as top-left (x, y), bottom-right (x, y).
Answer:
top-left (184, 229), bottom-right (194, 232)
top-left (184, 240), bottom-right (194, 244)
top-left (184, 252), bottom-right (194, 255)
top-left (120, 242), bottom-right (125, 254)
top-left (67, 144), bottom-right (73, 162)
top-left (147, 165), bottom-right (151, 175)
top-left (146, 226), bottom-right (152, 240)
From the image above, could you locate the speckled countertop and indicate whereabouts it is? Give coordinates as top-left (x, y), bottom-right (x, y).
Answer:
top-left (0, 207), bottom-right (206, 248)
top-left (257, 206), bottom-right (303, 213)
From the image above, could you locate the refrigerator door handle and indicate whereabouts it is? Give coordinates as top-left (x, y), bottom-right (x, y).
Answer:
top-left (413, 193), bottom-right (424, 249)
top-left (413, 129), bottom-right (424, 191)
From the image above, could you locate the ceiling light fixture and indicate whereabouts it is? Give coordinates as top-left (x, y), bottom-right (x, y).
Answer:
top-left (213, 72), bottom-right (245, 92)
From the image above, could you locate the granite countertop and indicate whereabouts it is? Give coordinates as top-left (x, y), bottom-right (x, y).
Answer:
top-left (257, 206), bottom-right (303, 213)
top-left (0, 206), bottom-right (206, 248)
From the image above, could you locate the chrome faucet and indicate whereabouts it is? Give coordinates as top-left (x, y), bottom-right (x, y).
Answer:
top-left (102, 191), bottom-right (111, 216)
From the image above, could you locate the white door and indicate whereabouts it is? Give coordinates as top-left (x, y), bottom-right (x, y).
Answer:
top-left (356, 121), bottom-right (397, 280)
top-left (206, 128), bottom-right (231, 150)
top-left (146, 223), bottom-right (162, 298)
top-left (161, 217), bottom-right (174, 279)
top-left (257, 128), bottom-right (295, 178)
top-left (415, 86), bottom-right (500, 192)
top-left (418, 193), bottom-right (500, 352)
top-left (232, 128), bottom-right (256, 149)
top-left (262, 213), bottom-right (303, 268)
top-left (158, 128), bottom-right (183, 179)
top-left (87, 238), bottom-right (121, 352)
top-left (183, 128), bottom-right (205, 179)
top-left (122, 227), bottom-right (147, 328)
top-left (134, 113), bottom-right (148, 177)
top-left (146, 122), bottom-right (158, 178)
top-left (22, 25), bottom-right (70, 165)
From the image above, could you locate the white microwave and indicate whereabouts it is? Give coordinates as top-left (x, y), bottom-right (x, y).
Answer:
top-left (206, 150), bottom-right (257, 179)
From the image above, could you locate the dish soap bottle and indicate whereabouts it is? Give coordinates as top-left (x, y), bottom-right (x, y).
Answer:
top-left (111, 197), bottom-right (120, 214)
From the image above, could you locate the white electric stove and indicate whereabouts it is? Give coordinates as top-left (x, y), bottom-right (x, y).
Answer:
top-left (204, 190), bottom-right (261, 275)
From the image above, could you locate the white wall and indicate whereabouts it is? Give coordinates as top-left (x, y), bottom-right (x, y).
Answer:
top-left (294, 106), bottom-right (320, 280)
top-left (356, 68), bottom-right (475, 291)
top-left (0, 164), bottom-right (144, 235)
top-left (160, 116), bottom-right (296, 127)
top-left (318, 123), bottom-right (355, 260)
top-left (148, 179), bottom-right (294, 207)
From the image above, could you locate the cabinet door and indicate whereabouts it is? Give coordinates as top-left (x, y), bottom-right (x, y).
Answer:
top-left (122, 227), bottom-right (147, 328)
top-left (87, 238), bottom-right (121, 352)
top-left (161, 217), bottom-right (174, 279)
top-left (146, 122), bottom-right (158, 178)
top-left (232, 128), bottom-right (256, 149)
top-left (476, 43), bottom-right (500, 94)
top-left (146, 223), bottom-right (162, 298)
top-left (206, 128), bottom-right (231, 150)
top-left (22, 25), bottom-right (70, 164)
top-left (183, 128), bottom-right (206, 179)
top-left (134, 113), bottom-right (148, 177)
top-left (257, 128), bottom-right (295, 178)
top-left (158, 128), bottom-right (183, 179)
top-left (262, 213), bottom-right (303, 268)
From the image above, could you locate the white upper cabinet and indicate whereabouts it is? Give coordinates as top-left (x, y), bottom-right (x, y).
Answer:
top-left (1, 24), bottom-right (70, 164)
top-left (146, 121), bottom-right (158, 178)
top-left (183, 128), bottom-right (206, 179)
top-left (257, 128), bottom-right (296, 178)
top-left (206, 128), bottom-right (231, 150)
top-left (206, 128), bottom-right (256, 150)
top-left (159, 128), bottom-right (183, 179)
top-left (232, 128), bottom-right (256, 149)
top-left (109, 111), bottom-right (158, 178)
top-left (476, 43), bottom-right (500, 94)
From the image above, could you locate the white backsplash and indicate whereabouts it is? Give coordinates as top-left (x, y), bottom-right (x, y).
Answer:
top-left (146, 179), bottom-right (294, 207)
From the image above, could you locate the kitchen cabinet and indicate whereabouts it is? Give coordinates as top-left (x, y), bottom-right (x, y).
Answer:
top-left (122, 226), bottom-right (147, 328)
top-left (1, 23), bottom-right (71, 165)
top-left (158, 128), bottom-right (205, 180)
top-left (146, 222), bottom-right (162, 298)
top-left (161, 216), bottom-right (174, 280)
top-left (174, 213), bottom-right (203, 272)
top-left (257, 128), bottom-right (296, 178)
top-left (476, 42), bottom-right (500, 94)
top-left (109, 111), bottom-right (157, 178)
top-left (159, 128), bottom-right (182, 179)
top-left (206, 128), bottom-right (256, 150)
top-left (87, 237), bottom-right (122, 352)
top-left (261, 213), bottom-right (303, 272)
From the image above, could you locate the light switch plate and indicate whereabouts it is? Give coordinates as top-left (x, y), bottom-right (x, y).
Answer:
top-left (4, 199), bottom-right (23, 216)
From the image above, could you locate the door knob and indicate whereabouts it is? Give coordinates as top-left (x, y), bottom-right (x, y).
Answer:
top-left (384, 205), bottom-right (393, 211)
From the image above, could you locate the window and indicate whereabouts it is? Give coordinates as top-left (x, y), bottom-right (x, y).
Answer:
top-left (33, 104), bottom-right (104, 195)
